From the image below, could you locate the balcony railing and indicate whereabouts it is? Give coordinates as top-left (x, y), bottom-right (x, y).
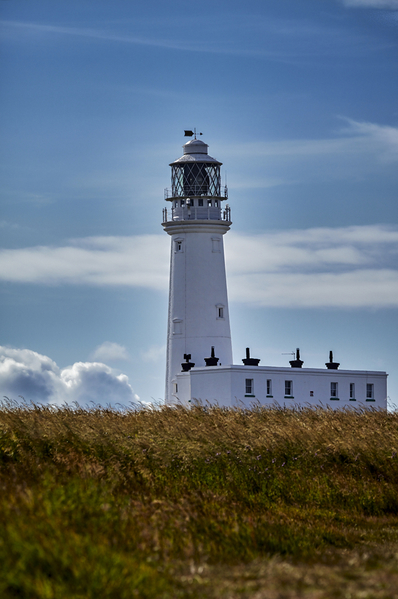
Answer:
top-left (162, 204), bottom-right (231, 223)
top-left (164, 185), bottom-right (228, 201)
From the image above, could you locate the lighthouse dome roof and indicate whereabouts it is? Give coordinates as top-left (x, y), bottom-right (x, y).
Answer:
top-left (170, 138), bottom-right (222, 166)
top-left (183, 139), bottom-right (208, 154)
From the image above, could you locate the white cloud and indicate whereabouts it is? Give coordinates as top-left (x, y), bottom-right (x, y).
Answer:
top-left (0, 16), bottom-right (383, 62)
top-left (228, 269), bottom-right (398, 308)
top-left (0, 225), bottom-right (397, 309)
top-left (91, 342), bottom-right (129, 362)
top-left (0, 346), bottom-right (139, 406)
top-left (218, 119), bottom-right (398, 191)
top-left (342, 0), bottom-right (398, 8)
top-left (0, 235), bottom-right (169, 289)
top-left (141, 345), bottom-right (166, 363)
top-left (222, 119), bottom-right (398, 163)
top-left (225, 225), bottom-right (398, 308)
top-left (340, 119), bottom-right (398, 162)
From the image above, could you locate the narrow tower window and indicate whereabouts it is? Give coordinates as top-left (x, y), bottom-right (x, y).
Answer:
top-left (350, 383), bottom-right (355, 400)
top-left (266, 379), bottom-right (272, 397)
top-left (172, 319), bottom-right (182, 335)
top-left (212, 238), bottom-right (221, 253)
top-left (216, 304), bottom-right (225, 319)
top-left (175, 239), bottom-right (184, 253)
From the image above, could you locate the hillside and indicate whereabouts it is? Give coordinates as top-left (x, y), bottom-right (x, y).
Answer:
top-left (0, 402), bottom-right (397, 598)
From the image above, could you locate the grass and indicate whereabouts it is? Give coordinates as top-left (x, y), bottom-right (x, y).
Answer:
top-left (0, 400), bottom-right (398, 597)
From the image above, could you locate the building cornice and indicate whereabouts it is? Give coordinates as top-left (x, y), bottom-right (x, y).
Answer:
top-left (162, 220), bottom-right (232, 235)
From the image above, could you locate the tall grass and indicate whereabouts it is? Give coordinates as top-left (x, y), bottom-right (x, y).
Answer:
top-left (0, 401), bottom-right (397, 598)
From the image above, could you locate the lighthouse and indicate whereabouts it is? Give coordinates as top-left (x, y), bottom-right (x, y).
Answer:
top-left (161, 135), bottom-right (387, 409)
top-left (162, 136), bottom-right (232, 403)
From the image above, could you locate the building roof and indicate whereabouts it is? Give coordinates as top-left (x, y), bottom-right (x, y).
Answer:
top-left (169, 138), bottom-right (222, 166)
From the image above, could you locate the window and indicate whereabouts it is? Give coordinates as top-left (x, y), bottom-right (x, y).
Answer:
top-left (207, 199), bottom-right (212, 207)
top-left (216, 304), bottom-right (225, 319)
top-left (366, 383), bottom-right (374, 400)
top-left (172, 318), bottom-right (182, 335)
top-left (180, 199), bottom-right (185, 207)
top-left (350, 383), bottom-right (355, 400)
top-left (285, 380), bottom-right (293, 397)
top-left (198, 199), bottom-right (203, 206)
top-left (175, 239), bottom-right (184, 253)
top-left (212, 237), bottom-right (221, 253)
top-left (215, 199), bottom-right (219, 207)
top-left (267, 379), bottom-right (272, 396)
top-left (310, 391), bottom-right (314, 397)
top-left (173, 383), bottom-right (178, 394)
top-left (330, 382), bottom-right (339, 399)
top-left (245, 379), bottom-right (254, 396)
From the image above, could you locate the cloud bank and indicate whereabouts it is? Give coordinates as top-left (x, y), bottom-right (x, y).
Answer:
top-left (0, 235), bottom-right (170, 288)
top-left (0, 346), bottom-right (139, 407)
top-left (226, 225), bottom-right (398, 308)
top-left (0, 225), bottom-right (397, 309)
top-left (221, 119), bottom-right (398, 185)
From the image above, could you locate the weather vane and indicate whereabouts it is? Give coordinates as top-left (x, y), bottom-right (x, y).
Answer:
top-left (184, 128), bottom-right (203, 140)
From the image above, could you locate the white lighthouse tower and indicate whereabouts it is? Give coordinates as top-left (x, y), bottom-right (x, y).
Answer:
top-left (161, 135), bottom-right (387, 409)
top-left (162, 136), bottom-right (232, 403)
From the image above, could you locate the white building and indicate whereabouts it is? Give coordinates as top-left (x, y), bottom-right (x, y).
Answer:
top-left (162, 136), bottom-right (388, 410)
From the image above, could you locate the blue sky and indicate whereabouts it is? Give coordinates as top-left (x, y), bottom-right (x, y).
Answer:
top-left (1, 0), bottom-right (397, 407)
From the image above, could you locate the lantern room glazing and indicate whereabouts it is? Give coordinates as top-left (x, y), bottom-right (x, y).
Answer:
top-left (164, 139), bottom-right (228, 201)
top-left (163, 138), bottom-right (230, 224)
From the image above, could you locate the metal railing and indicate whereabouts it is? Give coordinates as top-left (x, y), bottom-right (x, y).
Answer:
top-left (162, 204), bottom-right (231, 223)
top-left (164, 185), bottom-right (228, 201)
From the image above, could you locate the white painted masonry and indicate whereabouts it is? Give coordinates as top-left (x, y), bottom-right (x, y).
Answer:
top-left (162, 138), bottom-right (232, 403)
top-left (174, 366), bottom-right (387, 410)
top-left (162, 137), bottom-right (388, 409)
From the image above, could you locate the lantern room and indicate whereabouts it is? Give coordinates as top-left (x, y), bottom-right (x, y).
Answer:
top-left (162, 138), bottom-right (230, 224)
top-left (165, 139), bottom-right (228, 201)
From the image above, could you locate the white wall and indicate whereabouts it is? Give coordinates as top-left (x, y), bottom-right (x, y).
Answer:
top-left (174, 365), bottom-right (388, 410)
top-left (164, 221), bottom-right (233, 403)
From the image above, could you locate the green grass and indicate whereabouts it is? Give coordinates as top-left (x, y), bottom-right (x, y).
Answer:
top-left (0, 401), bottom-right (398, 597)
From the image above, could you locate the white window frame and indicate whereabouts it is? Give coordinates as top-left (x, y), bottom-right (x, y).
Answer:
top-left (172, 318), bottom-right (183, 335)
top-left (245, 378), bottom-right (254, 396)
top-left (216, 304), bottom-right (225, 320)
top-left (285, 380), bottom-right (293, 397)
top-left (212, 237), bottom-right (221, 253)
top-left (366, 383), bottom-right (374, 400)
top-left (330, 382), bottom-right (338, 399)
top-left (266, 379), bottom-right (272, 397)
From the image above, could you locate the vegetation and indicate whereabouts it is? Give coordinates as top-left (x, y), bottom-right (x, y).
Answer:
top-left (0, 401), bottom-right (398, 598)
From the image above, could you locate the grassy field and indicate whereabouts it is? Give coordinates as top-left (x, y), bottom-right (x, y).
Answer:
top-left (0, 401), bottom-right (398, 598)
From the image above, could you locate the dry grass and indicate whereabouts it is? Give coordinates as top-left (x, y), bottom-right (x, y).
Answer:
top-left (0, 401), bottom-right (397, 598)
